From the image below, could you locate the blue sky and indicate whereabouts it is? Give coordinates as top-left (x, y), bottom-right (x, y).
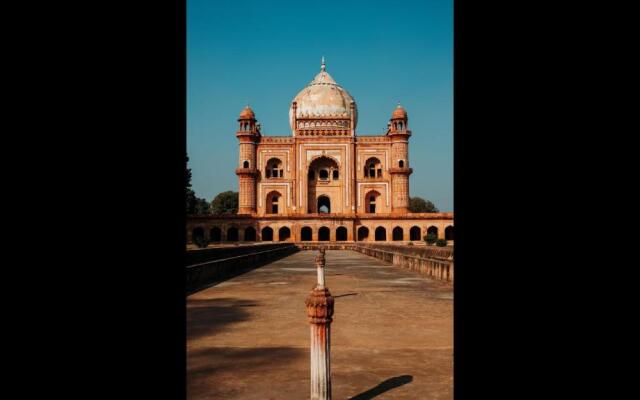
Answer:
top-left (187, 0), bottom-right (452, 211)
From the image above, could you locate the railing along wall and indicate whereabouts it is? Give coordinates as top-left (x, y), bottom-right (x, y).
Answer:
top-left (186, 244), bottom-right (298, 294)
top-left (352, 243), bottom-right (454, 283)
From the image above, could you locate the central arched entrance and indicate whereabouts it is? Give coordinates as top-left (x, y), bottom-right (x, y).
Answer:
top-left (375, 227), bottom-right (386, 241)
top-left (307, 156), bottom-right (340, 213)
top-left (318, 227), bottom-right (330, 241)
top-left (301, 227), bottom-right (312, 241)
top-left (317, 196), bottom-right (331, 214)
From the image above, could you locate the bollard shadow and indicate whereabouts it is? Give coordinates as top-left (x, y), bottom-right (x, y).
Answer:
top-left (334, 292), bottom-right (358, 298)
top-left (349, 375), bottom-right (413, 399)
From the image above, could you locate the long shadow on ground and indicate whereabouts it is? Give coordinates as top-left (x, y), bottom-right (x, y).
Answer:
top-left (187, 346), bottom-right (306, 398)
top-left (187, 297), bottom-right (259, 341)
top-left (349, 375), bottom-right (413, 399)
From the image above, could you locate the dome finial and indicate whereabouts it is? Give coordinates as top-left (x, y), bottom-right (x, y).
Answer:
top-left (321, 56), bottom-right (326, 71)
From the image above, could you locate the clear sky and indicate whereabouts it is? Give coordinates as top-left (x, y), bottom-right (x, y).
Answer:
top-left (187, 0), bottom-right (452, 211)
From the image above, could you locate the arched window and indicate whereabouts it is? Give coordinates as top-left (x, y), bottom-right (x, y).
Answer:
top-left (392, 227), bottom-right (403, 241)
top-left (243, 160), bottom-right (249, 168)
top-left (445, 226), bottom-right (454, 241)
top-left (318, 227), bottom-right (330, 241)
top-left (365, 190), bottom-right (381, 214)
top-left (227, 227), bottom-right (239, 242)
top-left (399, 160), bottom-right (405, 168)
top-left (375, 227), bottom-right (386, 241)
top-left (336, 226), bottom-right (347, 241)
top-left (261, 226), bottom-right (273, 241)
top-left (279, 226), bottom-right (291, 241)
top-left (265, 158), bottom-right (283, 179)
top-left (244, 227), bottom-right (256, 241)
top-left (364, 157), bottom-right (382, 178)
top-left (357, 226), bottom-right (369, 241)
top-left (318, 196), bottom-right (330, 213)
top-left (410, 226), bottom-right (421, 241)
top-left (332, 169), bottom-right (339, 180)
top-left (266, 191), bottom-right (282, 214)
top-left (319, 169), bottom-right (329, 180)
top-left (209, 227), bottom-right (221, 242)
top-left (301, 227), bottom-right (312, 241)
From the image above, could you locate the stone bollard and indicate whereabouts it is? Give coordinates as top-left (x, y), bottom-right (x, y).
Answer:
top-left (305, 248), bottom-right (334, 400)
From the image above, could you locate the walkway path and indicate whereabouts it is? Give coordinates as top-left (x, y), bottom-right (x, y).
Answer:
top-left (187, 250), bottom-right (453, 399)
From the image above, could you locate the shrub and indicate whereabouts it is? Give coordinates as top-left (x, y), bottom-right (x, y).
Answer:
top-left (194, 236), bottom-right (209, 248)
top-left (435, 239), bottom-right (447, 247)
top-left (407, 241), bottom-right (414, 246)
top-left (424, 233), bottom-right (437, 245)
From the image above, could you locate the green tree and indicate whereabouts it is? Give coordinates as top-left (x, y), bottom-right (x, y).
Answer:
top-left (424, 232), bottom-right (438, 245)
top-left (409, 197), bottom-right (439, 213)
top-left (211, 191), bottom-right (239, 215)
top-left (186, 155), bottom-right (198, 214)
top-left (186, 188), bottom-right (197, 214)
top-left (186, 154), bottom-right (192, 189)
top-left (194, 198), bottom-right (211, 215)
top-left (435, 238), bottom-right (448, 247)
top-left (185, 155), bottom-right (211, 215)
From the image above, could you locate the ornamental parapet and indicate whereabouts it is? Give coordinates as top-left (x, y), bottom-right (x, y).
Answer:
top-left (356, 136), bottom-right (390, 143)
top-left (259, 136), bottom-right (295, 144)
top-left (296, 129), bottom-right (351, 136)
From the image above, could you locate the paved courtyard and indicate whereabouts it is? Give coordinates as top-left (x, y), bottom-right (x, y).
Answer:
top-left (187, 250), bottom-right (453, 399)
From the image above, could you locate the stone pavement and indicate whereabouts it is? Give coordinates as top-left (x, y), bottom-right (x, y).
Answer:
top-left (187, 250), bottom-right (453, 399)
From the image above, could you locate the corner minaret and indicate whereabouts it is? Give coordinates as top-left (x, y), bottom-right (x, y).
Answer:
top-left (387, 103), bottom-right (413, 213)
top-left (236, 106), bottom-right (260, 214)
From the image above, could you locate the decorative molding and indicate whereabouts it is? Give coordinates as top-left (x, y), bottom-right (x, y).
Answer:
top-left (357, 182), bottom-right (390, 207)
top-left (259, 149), bottom-right (291, 173)
top-left (259, 182), bottom-right (291, 207)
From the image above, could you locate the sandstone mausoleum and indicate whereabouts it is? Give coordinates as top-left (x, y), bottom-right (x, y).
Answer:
top-left (187, 60), bottom-right (453, 244)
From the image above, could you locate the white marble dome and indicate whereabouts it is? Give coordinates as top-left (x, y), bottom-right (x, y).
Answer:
top-left (289, 59), bottom-right (357, 131)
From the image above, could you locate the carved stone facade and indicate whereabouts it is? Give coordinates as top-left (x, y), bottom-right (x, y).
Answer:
top-left (188, 60), bottom-right (453, 243)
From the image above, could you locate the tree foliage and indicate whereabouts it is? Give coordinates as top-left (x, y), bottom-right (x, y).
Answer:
top-left (424, 232), bottom-right (438, 245)
top-left (186, 154), bottom-right (211, 215)
top-left (186, 154), bottom-right (192, 189)
top-left (409, 197), bottom-right (439, 213)
top-left (210, 191), bottom-right (239, 215)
